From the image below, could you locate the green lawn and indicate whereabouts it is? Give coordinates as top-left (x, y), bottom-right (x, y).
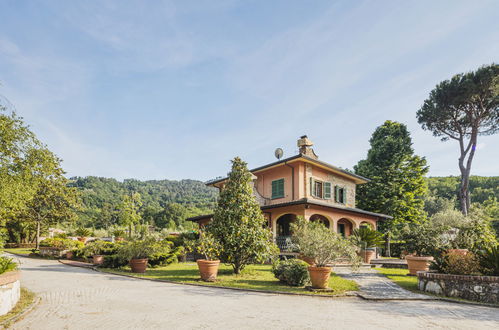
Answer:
top-left (1, 248), bottom-right (34, 256)
top-left (101, 263), bottom-right (359, 296)
top-left (376, 267), bottom-right (418, 291)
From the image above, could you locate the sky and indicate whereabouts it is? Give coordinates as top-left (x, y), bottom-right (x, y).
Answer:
top-left (0, 0), bottom-right (498, 181)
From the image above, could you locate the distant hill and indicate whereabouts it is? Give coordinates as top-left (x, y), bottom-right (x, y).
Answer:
top-left (426, 176), bottom-right (499, 204)
top-left (69, 176), bottom-right (218, 229)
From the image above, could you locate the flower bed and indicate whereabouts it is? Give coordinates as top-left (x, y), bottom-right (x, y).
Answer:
top-left (417, 271), bottom-right (499, 304)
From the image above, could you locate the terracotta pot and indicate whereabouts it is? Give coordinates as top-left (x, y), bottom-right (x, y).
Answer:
top-left (446, 249), bottom-right (468, 256)
top-left (115, 237), bottom-right (124, 242)
top-left (360, 249), bottom-right (376, 264)
top-left (196, 259), bottom-right (220, 282)
top-left (405, 255), bottom-right (434, 275)
top-left (66, 251), bottom-right (74, 259)
top-left (77, 237), bottom-right (87, 243)
top-left (298, 254), bottom-right (316, 266)
top-left (308, 266), bottom-right (332, 289)
top-left (93, 255), bottom-right (104, 265)
top-left (130, 258), bottom-right (148, 273)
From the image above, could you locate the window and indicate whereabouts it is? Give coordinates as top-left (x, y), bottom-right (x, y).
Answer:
top-left (271, 179), bottom-right (285, 199)
top-left (335, 186), bottom-right (347, 204)
top-left (310, 178), bottom-right (332, 199)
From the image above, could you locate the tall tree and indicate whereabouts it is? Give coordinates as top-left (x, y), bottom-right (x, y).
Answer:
top-left (417, 64), bottom-right (499, 215)
top-left (118, 192), bottom-right (143, 238)
top-left (208, 157), bottom-right (278, 274)
top-left (355, 120), bottom-right (429, 256)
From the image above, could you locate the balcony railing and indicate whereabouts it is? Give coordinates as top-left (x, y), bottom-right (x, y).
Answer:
top-left (275, 236), bottom-right (294, 252)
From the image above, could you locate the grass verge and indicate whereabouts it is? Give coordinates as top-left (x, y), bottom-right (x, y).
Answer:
top-left (1, 248), bottom-right (34, 256)
top-left (375, 267), bottom-right (418, 291)
top-left (0, 288), bottom-right (37, 327)
top-left (100, 263), bottom-right (358, 296)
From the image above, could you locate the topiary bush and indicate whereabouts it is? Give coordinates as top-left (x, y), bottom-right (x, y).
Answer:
top-left (147, 240), bottom-right (183, 267)
top-left (40, 238), bottom-right (83, 250)
top-left (272, 259), bottom-right (310, 286)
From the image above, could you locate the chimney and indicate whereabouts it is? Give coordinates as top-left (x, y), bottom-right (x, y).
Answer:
top-left (297, 135), bottom-right (318, 159)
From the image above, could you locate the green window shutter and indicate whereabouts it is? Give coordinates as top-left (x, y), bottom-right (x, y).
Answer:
top-left (342, 187), bottom-right (347, 204)
top-left (272, 179), bottom-right (284, 199)
top-left (334, 186), bottom-right (339, 202)
top-left (324, 182), bottom-right (332, 199)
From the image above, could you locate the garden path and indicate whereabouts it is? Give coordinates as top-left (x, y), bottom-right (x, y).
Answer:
top-left (7, 254), bottom-right (499, 330)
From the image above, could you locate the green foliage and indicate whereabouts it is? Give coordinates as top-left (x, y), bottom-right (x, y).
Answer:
top-left (291, 217), bottom-right (359, 267)
top-left (118, 193), bottom-right (142, 238)
top-left (442, 252), bottom-right (481, 276)
top-left (400, 222), bottom-right (449, 257)
top-left (188, 231), bottom-right (221, 261)
top-left (350, 226), bottom-right (385, 249)
top-left (117, 238), bottom-right (161, 260)
top-left (354, 120), bottom-right (429, 233)
top-left (147, 240), bottom-right (183, 267)
top-left (39, 237), bottom-right (83, 250)
top-left (74, 227), bottom-right (92, 237)
top-left (417, 64), bottom-right (499, 214)
top-left (0, 256), bottom-right (17, 275)
top-left (208, 157), bottom-right (279, 274)
top-left (81, 240), bottom-right (117, 256)
top-left (112, 229), bottom-right (126, 238)
top-left (452, 209), bottom-right (498, 252)
top-left (272, 259), bottom-right (309, 287)
top-left (479, 245), bottom-right (499, 276)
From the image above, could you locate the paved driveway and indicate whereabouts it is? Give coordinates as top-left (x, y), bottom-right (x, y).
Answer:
top-left (9, 255), bottom-right (499, 329)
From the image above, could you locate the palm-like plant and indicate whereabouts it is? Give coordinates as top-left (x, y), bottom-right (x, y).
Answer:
top-left (350, 226), bottom-right (385, 250)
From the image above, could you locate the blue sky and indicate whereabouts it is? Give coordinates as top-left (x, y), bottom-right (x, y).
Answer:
top-left (0, 0), bottom-right (498, 181)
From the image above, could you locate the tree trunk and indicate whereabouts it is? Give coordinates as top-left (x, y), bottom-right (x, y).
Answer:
top-left (457, 132), bottom-right (477, 216)
top-left (384, 232), bottom-right (391, 257)
top-left (35, 220), bottom-right (41, 250)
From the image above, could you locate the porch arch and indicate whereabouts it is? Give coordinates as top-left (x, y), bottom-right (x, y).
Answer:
top-left (276, 214), bottom-right (297, 237)
top-left (336, 218), bottom-right (355, 237)
top-left (309, 214), bottom-right (330, 228)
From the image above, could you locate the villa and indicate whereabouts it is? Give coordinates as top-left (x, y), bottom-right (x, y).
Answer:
top-left (188, 136), bottom-right (391, 251)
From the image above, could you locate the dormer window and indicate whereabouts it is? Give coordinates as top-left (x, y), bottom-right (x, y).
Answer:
top-left (271, 178), bottom-right (285, 199)
top-left (310, 178), bottom-right (331, 199)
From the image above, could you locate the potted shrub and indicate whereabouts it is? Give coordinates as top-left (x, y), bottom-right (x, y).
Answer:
top-left (402, 223), bottom-right (447, 275)
top-left (117, 239), bottom-right (159, 273)
top-left (192, 232), bottom-right (222, 282)
top-left (75, 227), bottom-right (92, 243)
top-left (113, 229), bottom-right (126, 242)
top-left (83, 240), bottom-right (115, 265)
top-left (291, 217), bottom-right (359, 289)
top-left (350, 226), bottom-right (384, 264)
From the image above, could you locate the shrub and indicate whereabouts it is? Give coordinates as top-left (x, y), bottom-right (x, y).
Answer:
top-left (350, 226), bottom-right (385, 250)
top-left (400, 222), bottom-right (449, 257)
top-left (479, 245), bottom-right (499, 276)
top-left (147, 240), bottom-right (183, 267)
top-left (0, 256), bottom-right (17, 274)
top-left (291, 217), bottom-right (359, 267)
top-left (102, 254), bottom-right (128, 268)
top-left (81, 240), bottom-right (117, 257)
top-left (112, 229), bottom-right (126, 238)
top-left (74, 227), bottom-right (92, 237)
top-left (444, 253), bottom-right (481, 275)
top-left (40, 238), bottom-right (83, 250)
top-left (117, 239), bottom-right (161, 260)
top-left (272, 259), bottom-right (309, 286)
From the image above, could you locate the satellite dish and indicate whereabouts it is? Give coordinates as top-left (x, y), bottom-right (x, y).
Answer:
top-left (275, 148), bottom-right (284, 160)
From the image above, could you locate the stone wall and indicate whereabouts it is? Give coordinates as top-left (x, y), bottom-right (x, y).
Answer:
top-left (39, 247), bottom-right (68, 258)
top-left (0, 271), bottom-right (21, 316)
top-left (418, 272), bottom-right (499, 304)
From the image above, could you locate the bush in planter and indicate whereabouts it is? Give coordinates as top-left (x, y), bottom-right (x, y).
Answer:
top-left (40, 238), bottom-right (83, 250)
top-left (443, 252), bottom-right (481, 275)
top-left (112, 229), bottom-right (126, 240)
top-left (272, 259), bottom-right (309, 286)
top-left (0, 256), bottom-right (17, 274)
top-left (350, 226), bottom-right (384, 263)
top-left (291, 217), bottom-right (359, 289)
top-left (185, 232), bottom-right (223, 282)
top-left (116, 239), bottom-right (161, 273)
top-left (81, 240), bottom-right (117, 257)
top-left (147, 240), bottom-right (184, 267)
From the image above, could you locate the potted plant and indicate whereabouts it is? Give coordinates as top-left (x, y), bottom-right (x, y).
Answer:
top-left (350, 226), bottom-right (385, 264)
top-left (117, 239), bottom-right (159, 273)
top-left (83, 240), bottom-right (115, 265)
top-left (113, 229), bottom-right (126, 242)
top-left (402, 223), bottom-right (447, 275)
top-left (75, 227), bottom-right (92, 243)
top-left (291, 218), bottom-right (359, 289)
top-left (192, 232), bottom-right (222, 282)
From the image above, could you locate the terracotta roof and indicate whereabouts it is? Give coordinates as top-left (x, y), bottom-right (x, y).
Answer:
top-left (186, 199), bottom-right (391, 222)
top-left (205, 154), bottom-right (370, 186)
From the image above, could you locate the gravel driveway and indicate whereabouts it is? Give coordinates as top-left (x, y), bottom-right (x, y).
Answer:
top-left (9, 255), bottom-right (499, 329)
